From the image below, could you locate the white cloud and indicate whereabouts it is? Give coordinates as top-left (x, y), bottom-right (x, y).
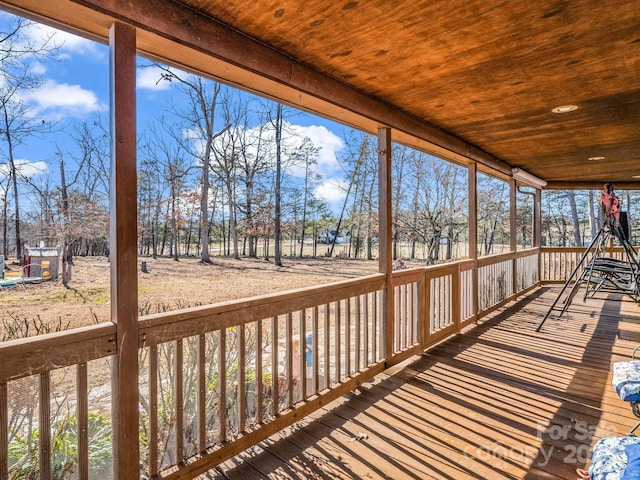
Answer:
top-left (0, 11), bottom-right (103, 61)
top-left (0, 160), bottom-right (48, 178)
top-left (315, 178), bottom-right (347, 203)
top-left (287, 124), bottom-right (344, 176)
top-left (137, 65), bottom-right (194, 91)
top-left (29, 60), bottom-right (48, 75)
top-left (137, 65), bottom-right (172, 91)
top-left (25, 80), bottom-right (102, 118)
top-left (27, 22), bottom-right (104, 59)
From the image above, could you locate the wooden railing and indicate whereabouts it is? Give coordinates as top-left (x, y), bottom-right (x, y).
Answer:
top-left (540, 246), bottom-right (625, 283)
top-left (0, 248), bottom-right (542, 479)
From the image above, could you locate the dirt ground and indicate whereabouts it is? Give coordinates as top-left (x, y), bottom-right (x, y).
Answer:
top-left (0, 255), bottom-right (383, 338)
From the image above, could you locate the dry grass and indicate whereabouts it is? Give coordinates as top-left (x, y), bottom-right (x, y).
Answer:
top-left (0, 255), bottom-right (382, 336)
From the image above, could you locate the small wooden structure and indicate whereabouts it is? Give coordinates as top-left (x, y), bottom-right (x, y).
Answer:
top-left (22, 245), bottom-right (60, 280)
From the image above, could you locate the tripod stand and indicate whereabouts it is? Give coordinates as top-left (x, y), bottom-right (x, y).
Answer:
top-left (536, 205), bottom-right (639, 332)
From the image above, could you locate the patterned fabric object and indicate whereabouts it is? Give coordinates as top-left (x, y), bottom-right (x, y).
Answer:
top-left (613, 361), bottom-right (640, 402)
top-left (589, 436), bottom-right (640, 480)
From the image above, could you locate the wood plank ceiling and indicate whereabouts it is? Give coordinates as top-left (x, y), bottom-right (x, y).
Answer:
top-left (3, 0), bottom-right (640, 189)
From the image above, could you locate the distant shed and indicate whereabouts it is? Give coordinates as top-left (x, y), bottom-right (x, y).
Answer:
top-left (23, 245), bottom-right (60, 280)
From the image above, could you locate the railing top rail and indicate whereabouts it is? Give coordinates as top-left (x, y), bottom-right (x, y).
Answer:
top-left (541, 246), bottom-right (626, 253)
top-left (0, 322), bottom-right (116, 383)
top-left (139, 273), bottom-right (385, 326)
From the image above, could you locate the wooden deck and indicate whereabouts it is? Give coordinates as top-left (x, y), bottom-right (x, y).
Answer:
top-left (199, 286), bottom-right (640, 480)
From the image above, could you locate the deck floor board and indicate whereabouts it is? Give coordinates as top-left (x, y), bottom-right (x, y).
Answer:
top-left (200, 287), bottom-right (640, 479)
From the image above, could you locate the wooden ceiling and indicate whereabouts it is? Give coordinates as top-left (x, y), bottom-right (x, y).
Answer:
top-left (3, 0), bottom-right (640, 189)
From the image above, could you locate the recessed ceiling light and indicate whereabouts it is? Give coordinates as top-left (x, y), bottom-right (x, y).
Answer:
top-left (552, 104), bottom-right (579, 113)
top-left (588, 156), bottom-right (605, 161)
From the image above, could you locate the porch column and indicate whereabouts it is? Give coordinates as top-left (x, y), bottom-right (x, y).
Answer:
top-left (109, 22), bottom-right (139, 479)
top-left (468, 163), bottom-right (478, 320)
top-left (534, 188), bottom-right (542, 282)
top-left (377, 127), bottom-right (394, 362)
top-left (534, 188), bottom-right (542, 248)
top-left (510, 179), bottom-right (517, 292)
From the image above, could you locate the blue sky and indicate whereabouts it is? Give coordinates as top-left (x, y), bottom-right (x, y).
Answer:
top-left (1, 10), bottom-right (351, 211)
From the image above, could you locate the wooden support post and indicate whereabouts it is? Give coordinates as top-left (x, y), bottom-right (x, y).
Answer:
top-left (510, 179), bottom-right (517, 293)
top-left (377, 127), bottom-right (394, 362)
top-left (109, 22), bottom-right (139, 480)
top-left (534, 188), bottom-right (542, 282)
top-left (468, 163), bottom-right (478, 321)
top-left (534, 188), bottom-right (542, 248)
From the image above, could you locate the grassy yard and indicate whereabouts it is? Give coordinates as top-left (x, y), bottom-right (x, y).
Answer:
top-left (0, 255), bottom-right (381, 339)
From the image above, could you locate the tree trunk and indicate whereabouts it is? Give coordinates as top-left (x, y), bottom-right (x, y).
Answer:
top-left (225, 178), bottom-right (240, 259)
top-left (59, 160), bottom-right (73, 285)
top-left (2, 191), bottom-right (7, 257)
top-left (4, 107), bottom-right (21, 260)
top-left (274, 103), bottom-right (283, 266)
top-left (171, 187), bottom-right (179, 261)
top-left (588, 190), bottom-right (598, 241)
top-left (200, 143), bottom-right (212, 263)
top-left (567, 191), bottom-right (582, 246)
top-left (246, 190), bottom-right (256, 258)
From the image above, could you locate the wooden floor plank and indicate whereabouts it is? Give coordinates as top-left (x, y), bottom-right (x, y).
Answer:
top-left (200, 287), bottom-right (640, 480)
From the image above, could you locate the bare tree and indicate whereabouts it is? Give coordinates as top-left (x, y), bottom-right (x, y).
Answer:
top-left (284, 137), bottom-right (320, 258)
top-left (478, 175), bottom-right (509, 255)
top-left (331, 131), bottom-right (371, 257)
top-left (272, 103), bottom-right (284, 266)
top-left (210, 89), bottom-right (245, 260)
top-left (53, 120), bottom-right (110, 283)
top-left (141, 119), bottom-right (195, 261)
top-left (0, 17), bottom-right (58, 259)
top-left (153, 65), bottom-right (227, 263)
top-left (392, 144), bottom-right (410, 260)
top-left (588, 190), bottom-right (598, 241)
top-left (0, 170), bottom-right (9, 256)
top-left (234, 99), bottom-right (270, 258)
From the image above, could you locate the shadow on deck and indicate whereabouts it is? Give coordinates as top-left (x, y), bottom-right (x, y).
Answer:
top-left (201, 287), bottom-right (640, 480)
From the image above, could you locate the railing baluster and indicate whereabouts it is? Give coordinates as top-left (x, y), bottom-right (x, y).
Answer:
top-left (355, 295), bottom-right (361, 371)
top-left (0, 382), bottom-right (6, 480)
top-left (256, 319), bottom-right (264, 423)
top-left (312, 306), bottom-right (319, 394)
top-left (345, 298), bottom-right (351, 375)
top-left (77, 363), bottom-right (89, 480)
top-left (435, 277), bottom-right (441, 330)
top-left (176, 339), bottom-right (184, 461)
top-left (363, 293), bottom-right (369, 367)
top-left (238, 323), bottom-right (246, 432)
top-left (198, 334), bottom-right (205, 453)
top-left (270, 317), bottom-right (278, 417)
top-left (440, 276), bottom-right (445, 328)
top-left (149, 345), bottom-right (158, 477)
top-left (373, 291), bottom-right (378, 362)
top-left (392, 286), bottom-right (397, 351)
top-left (335, 301), bottom-right (341, 381)
top-left (287, 312), bottom-right (294, 408)
top-left (411, 282), bottom-right (416, 343)
top-left (405, 284), bottom-right (410, 346)
top-left (323, 303), bottom-right (330, 390)
top-left (218, 329), bottom-right (226, 443)
top-left (286, 310), bottom-right (298, 408)
top-left (447, 274), bottom-right (452, 327)
top-left (40, 372), bottom-right (51, 480)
